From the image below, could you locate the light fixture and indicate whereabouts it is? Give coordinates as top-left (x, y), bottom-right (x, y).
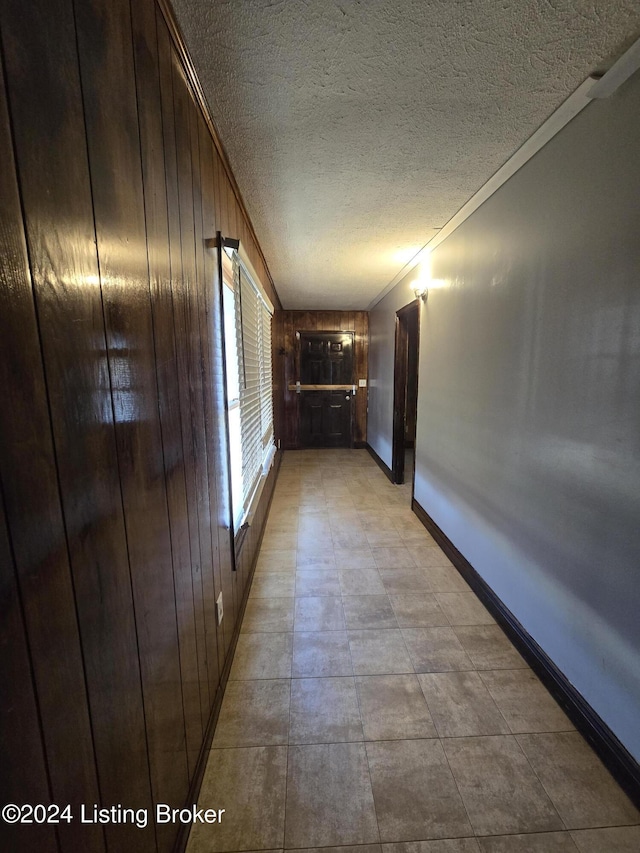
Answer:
top-left (410, 280), bottom-right (429, 302)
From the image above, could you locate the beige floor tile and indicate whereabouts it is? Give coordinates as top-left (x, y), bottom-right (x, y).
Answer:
top-left (292, 631), bottom-right (353, 677)
top-left (298, 504), bottom-right (330, 516)
top-left (380, 568), bottom-right (434, 594)
top-left (339, 568), bottom-right (386, 595)
top-left (297, 535), bottom-right (334, 554)
top-left (285, 743), bottom-right (379, 848)
top-left (296, 552), bottom-right (337, 571)
top-left (331, 514), bottom-right (366, 532)
top-left (230, 633), bottom-right (293, 680)
top-left (402, 627), bottom-right (474, 672)
top-left (262, 531), bottom-right (299, 551)
top-left (389, 594), bottom-right (449, 627)
top-left (418, 671), bottom-right (510, 737)
top-left (477, 833), bottom-right (579, 852)
top-left (249, 572), bottom-right (296, 599)
top-left (453, 625), bottom-right (527, 670)
top-left (298, 518), bottom-right (332, 539)
top-left (479, 669), bottom-right (575, 733)
top-left (516, 732), bottom-right (640, 829)
top-left (334, 547), bottom-right (377, 570)
top-left (348, 629), bottom-right (414, 675)
top-left (256, 549), bottom-right (297, 572)
top-left (354, 495), bottom-right (384, 510)
top-left (371, 545), bottom-right (417, 568)
top-left (571, 826), bottom-right (640, 852)
top-left (295, 570), bottom-right (341, 597)
top-left (356, 674), bottom-right (437, 740)
top-left (366, 739), bottom-right (472, 841)
top-left (443, 735), bottom-right (563, 836)
top-left (424, 566), bottom-right (470, 593)
top-left (294, 596), bottom-right (345, 631)
top-left (434, 592), bottom-right (495, 626)
top-left (394, 531), bottom-right (438, 548)
top-left (289, 677), bottom-right (363, 744)
top-left (265, 516), bottom-right (299, 533)
top-left (333, 530), bottom-right (364, 549)
top-left (366, 530), bottom-right (403, 547)
top-left (190, 746), bottom-right (287, 851)
top-left (382, 841), bottom-right (480, 853)
top-left (212, 680), bottom-right (290, 748)
top-left (242, 598), bottom-right (295, 633)
top-left (343, 595), bottom-right (398, 630)
top-left (407, 544), bottom-right (453, 567)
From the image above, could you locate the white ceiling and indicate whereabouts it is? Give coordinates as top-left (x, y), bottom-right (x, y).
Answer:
top-left (172, 0), bottom-right (640, 310)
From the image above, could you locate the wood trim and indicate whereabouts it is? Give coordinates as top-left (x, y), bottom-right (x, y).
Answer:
top-left (411, 496), bottom-right (640, 809)
top-left (396, 297), bottom-right (421, 317)
top-left (173, 451), bottom-right (282, 853)
top-left (287, 383), bottom-right (355, 391)
top-left (155, 0), bottom-right (281, 310)
top-left (366, 443), bottom-right (394, 483)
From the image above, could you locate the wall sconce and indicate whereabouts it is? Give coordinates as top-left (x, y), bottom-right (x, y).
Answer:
top-left (410, 281), bottom-right (429, 302)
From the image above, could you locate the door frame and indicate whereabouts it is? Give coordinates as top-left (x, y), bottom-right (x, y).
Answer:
top-left (391, 300), bottom-right (421, 485)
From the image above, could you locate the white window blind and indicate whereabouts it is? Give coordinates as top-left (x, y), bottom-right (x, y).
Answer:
top-left (231, 253), bottom-right (274, 526)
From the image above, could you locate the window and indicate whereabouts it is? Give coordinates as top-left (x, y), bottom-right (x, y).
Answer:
top-left (221, 247), bottom-right (275, 532)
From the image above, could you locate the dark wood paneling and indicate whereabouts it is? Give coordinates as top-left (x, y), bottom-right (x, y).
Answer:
top-left (189, 97), bottom-right (221, 697)
top-left (131, 0), bottom-right (201, 803)
top-left (172, 51), bottom-right (213, 726)
top-left (0, 489), bottom-right (57, 853)
top-left (156, 10), bottom-right (204, 780)
top-left (279, 311), bottom-right (369, 449)
top-left (0, 14), bottom-right (105, 852)
top-left (1, 0), bottom-right (282, 849)
top-left (74, 0), bottom-right (188, 845)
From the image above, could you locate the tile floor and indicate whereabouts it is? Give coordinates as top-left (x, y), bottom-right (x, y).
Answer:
top-left (187, 449), bottom-right (640, 853)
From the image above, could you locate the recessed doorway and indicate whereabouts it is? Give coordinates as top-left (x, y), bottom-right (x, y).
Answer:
top-left (392, 300), bottom-right (420, 485)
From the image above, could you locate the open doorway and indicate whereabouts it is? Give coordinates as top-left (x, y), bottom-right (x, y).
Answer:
top-left (392, 300), bottom-right (420, 485)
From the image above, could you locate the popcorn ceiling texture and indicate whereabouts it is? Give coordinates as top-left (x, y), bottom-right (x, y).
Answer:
top-left (172, 0), bottom-right (640, 309)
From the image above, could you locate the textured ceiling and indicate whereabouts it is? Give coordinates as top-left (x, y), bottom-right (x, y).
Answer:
top-left (172, 0), bottom-right (640, 309)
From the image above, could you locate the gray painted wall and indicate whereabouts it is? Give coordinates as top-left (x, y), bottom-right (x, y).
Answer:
top-left (368, 71), bottom-right (640, 760)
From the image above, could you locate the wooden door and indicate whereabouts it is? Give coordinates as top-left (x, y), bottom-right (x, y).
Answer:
top-left (298, 332), bottom-right (354, 447)
top-left (392, 301), bottom-right (421, 484)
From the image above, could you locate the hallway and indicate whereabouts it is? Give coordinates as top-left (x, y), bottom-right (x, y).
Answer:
top-left (188, 450), bottom-right (640, 853)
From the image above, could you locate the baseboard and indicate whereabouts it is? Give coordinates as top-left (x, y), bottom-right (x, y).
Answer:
top-left (412, 497), bottom-right (640, 809)
top-left (174, 452), bottom-right (282, 852)
top-left (365, 442), bottom-right (394, 482)
top-left (353, 441), bottom-right (367, 449)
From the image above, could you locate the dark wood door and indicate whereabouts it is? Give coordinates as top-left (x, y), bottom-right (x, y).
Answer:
top-left (298, 332), bottom-right (353, 447)
top-left (300, 331), bottom-right (353, 385)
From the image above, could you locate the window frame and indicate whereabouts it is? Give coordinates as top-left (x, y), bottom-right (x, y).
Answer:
top-left (220, 246), bottom-right (275, 543)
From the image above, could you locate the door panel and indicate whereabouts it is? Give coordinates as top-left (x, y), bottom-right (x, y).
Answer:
top-left (300, 332), bottom-right (353, 385)
top-left (300, 391), bottom-right (352, 447)
top-left (298, 332), bottom-right (354, 447)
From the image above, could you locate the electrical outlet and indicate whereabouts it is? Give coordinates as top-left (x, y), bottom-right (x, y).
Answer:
top-left (216, 592), bottom-right (223, 625)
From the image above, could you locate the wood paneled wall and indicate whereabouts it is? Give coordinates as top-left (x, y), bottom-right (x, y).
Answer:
top-left (0, 1), bottom-right (279, 851)
top-left (276, 311), bottom-right (369, 449)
